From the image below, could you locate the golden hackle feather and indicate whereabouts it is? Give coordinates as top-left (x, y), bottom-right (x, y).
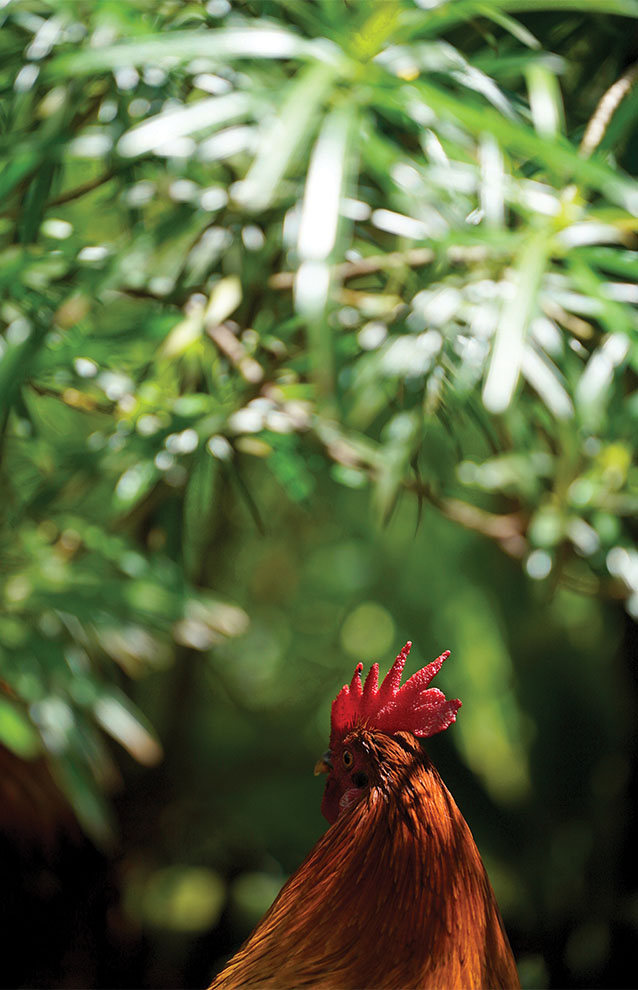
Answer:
top-left (209, 729), bottom-right (519, 990)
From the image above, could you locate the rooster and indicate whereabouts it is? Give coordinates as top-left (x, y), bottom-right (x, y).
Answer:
top-left (209, 641), bottom-right (520, 989)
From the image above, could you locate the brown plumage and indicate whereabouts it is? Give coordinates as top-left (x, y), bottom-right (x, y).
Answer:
top-left (209, 643), bottom-right (519, 990)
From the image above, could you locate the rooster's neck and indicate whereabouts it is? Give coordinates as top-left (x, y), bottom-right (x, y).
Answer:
top-left (340, 730), bottom-right (519, 989)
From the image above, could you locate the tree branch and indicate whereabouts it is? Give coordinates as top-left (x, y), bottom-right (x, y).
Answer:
top-left (580, 62), bottom-right (638, 157)
top-left (268, 248), bottom-right (435, 290)
top-left (49, 168), bottom-right (120, 208)
top-left (405, 480), bottom-right (528, 558)
top-left (268, 244), bottom-right (491, 290)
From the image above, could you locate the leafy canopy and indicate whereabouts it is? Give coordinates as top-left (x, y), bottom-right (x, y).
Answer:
top-left (1, 0), bottom-right (637, 837)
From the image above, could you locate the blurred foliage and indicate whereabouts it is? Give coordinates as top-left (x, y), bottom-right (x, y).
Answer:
top-left (1, 0), bottom-right (638, 988)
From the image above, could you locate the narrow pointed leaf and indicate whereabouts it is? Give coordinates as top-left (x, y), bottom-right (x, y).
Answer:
top-left (483, 230), bottom-right (549, 413)
top-left (234, 61), bottom-right (338, 211)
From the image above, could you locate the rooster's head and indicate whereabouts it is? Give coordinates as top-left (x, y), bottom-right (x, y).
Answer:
top-left (315, 641), bottom-right (461, 823)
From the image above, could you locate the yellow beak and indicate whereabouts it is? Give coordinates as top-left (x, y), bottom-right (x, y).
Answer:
top-left (314, 751), bottom-right (332, 776)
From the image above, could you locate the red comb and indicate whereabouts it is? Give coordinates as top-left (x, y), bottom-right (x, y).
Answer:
top-left (330, 641), bottom-right (461, 745)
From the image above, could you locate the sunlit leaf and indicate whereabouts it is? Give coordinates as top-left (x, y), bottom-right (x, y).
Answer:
top-left (204, 275), bottom-right (242, 327)
top-left (482, 230), bottom-right (550, 413)
top-left (521, 345), bottom-right (574, 419)
top-left (234, 60), bottom-right (338, 211)
top-left (118, 93), bottom-right (253, 157)
top-left (526, 62), bottom-right (564, 137)
top-left (479, 132), bottom-right (505, 227)
top-left (94, 690), bottom-right (163, 766)
top-left (576, 332), bottom-right (630, 421)
top-left (51, 26), bottom-right (342, 77)
top-left (295, 104), bottom-right (353, 313)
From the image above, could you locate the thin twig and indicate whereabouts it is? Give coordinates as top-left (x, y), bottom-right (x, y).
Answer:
top-left (405, 480), bottom-right (528, 557)
top-left (206, 321), bottom-right (264, 384)
top-left (49, 168), bottom-right (119, 208)
top-left (541, 299), bottom-right (594, 340)
top-left (580, 62), bottom-right (638, 157)
top-left (28, 381), bottom-right (114, 413)
top-left (268, 248), bottom-right (435, 290)
top-left (268, 244), bottom-right (492, 290)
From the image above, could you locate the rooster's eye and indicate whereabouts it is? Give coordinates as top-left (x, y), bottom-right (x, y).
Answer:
top-left (342, 749), bottom-right (353, 768)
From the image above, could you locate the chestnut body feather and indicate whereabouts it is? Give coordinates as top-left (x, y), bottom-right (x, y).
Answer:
top-left (210, 729), bottom-right (520, 990)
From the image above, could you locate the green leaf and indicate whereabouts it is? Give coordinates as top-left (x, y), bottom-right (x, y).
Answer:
top-left (476, 5), bottom-right (541, 47)
top-left (375, 410), bottom-right (421, 520)
top-left (0, 147), bottom-right (41, 201)
top-left (183, 449), bottom-right (219, 577)
top-left (0, 696), bottom-right (41, 759)
top-left (526, 62), bottom-right (565, 137)
top-left (416, 0), bottom-right (638, 38)
top-left (295, 103), bottom-right (354, 309)
top-left (50, 25), bottom-right (342, 78)
top-left (53, 751), bottom-right (115, 847)
top-left (295, 103), bottom-right (355, 402)
top-left (234, 60), bottom-right (339, 211)
top-left (19, 162), bottom-right (58, 243)
top-left (93, 689), bottom-right (163, 766)
top-left (483, 229), bottom-right (550, 413)
top-left (0, 319), bottom-right (48, 419)
top-left (118, 92), bottom-right (253, 158)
